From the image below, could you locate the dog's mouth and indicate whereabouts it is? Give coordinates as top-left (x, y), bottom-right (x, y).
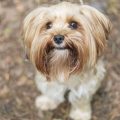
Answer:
top-left (53, 47), bottom-right (68, 50)
top-left (47, 46), bottom-right (69, 51)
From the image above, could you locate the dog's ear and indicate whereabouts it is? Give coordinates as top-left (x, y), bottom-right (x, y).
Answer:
top-left (23, 7), bottom-right (47, 59)
top-left (80, 5), bottom-right (112, 55)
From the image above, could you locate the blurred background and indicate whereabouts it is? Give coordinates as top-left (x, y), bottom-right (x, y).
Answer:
top-left (0, 0), bottom-right (120, 120)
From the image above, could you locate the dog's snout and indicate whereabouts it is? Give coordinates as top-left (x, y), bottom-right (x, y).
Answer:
top-left (54, 35), bottom-right (64, 44)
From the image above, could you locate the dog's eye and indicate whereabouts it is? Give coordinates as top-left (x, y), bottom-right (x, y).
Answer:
top-left (46, 22), bottom-right (52, 29)
top-left (69, 21), bottom-right (78, 29)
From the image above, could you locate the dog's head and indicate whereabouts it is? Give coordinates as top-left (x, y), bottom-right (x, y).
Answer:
top-left (23, 2), bottom-right (111, 80)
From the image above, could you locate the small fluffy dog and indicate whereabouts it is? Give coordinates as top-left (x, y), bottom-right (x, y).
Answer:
top-left (23, 2), bottom-right (111, 120)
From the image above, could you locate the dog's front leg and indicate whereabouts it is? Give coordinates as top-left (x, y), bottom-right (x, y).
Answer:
top-left (68, 78), bottom-right (101, 120)
top-left (35, 74), bottom-right (66, 111)
top-left (69, 90), bottom-right (92, 120)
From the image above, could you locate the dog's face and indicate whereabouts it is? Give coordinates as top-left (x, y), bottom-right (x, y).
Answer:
top-left (23, 2), bottom-right (111, 80)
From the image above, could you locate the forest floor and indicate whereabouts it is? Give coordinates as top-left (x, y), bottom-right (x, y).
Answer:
top-left (0, 0), bottom-right (120, 120)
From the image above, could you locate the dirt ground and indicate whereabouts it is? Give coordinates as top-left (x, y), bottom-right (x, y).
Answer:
top-left (0, 0), bottom-right (120, 120)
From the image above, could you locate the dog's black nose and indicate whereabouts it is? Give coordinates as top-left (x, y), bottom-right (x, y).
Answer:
top-left (54, 35), bottom-right (64, 44)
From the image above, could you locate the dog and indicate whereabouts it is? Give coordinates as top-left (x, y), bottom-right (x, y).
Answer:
top-left (23, 2), bottom-right (111, 120)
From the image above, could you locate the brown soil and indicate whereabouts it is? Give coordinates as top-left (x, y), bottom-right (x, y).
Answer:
top-left (0, 0), bottom-right (120, 120)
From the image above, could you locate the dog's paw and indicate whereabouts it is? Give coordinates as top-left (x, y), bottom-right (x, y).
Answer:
top-left (35, 95), bottom-right (58, 111)
top-left (69, 109), bottom-right (91, 120)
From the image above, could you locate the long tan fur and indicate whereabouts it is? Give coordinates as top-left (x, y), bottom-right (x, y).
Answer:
top-left (23, 2), bottom-right (111, 80)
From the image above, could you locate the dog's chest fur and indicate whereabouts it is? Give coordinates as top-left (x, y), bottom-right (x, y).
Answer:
top-left (35, 59), bottom-right (105, 99)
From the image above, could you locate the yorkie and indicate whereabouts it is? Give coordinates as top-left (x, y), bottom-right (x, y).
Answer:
top-left (23, 2), bottom-right (111, 120)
